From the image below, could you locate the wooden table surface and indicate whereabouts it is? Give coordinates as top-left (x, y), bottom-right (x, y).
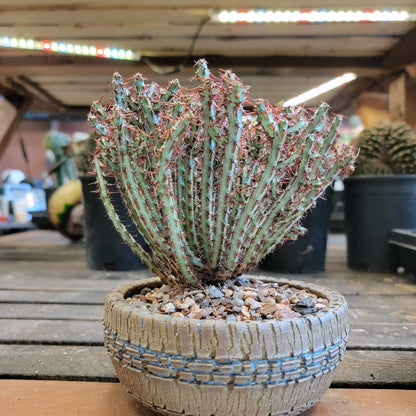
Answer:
top-left (0, 230), bottom-right (415, 415)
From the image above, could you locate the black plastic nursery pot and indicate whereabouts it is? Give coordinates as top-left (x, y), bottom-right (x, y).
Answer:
top-left (260, 188), bottom-right (333, 274)
top-left (80, 175), bottom-right (148, 271)
top-left (344, 175), bottom-right (416, 273)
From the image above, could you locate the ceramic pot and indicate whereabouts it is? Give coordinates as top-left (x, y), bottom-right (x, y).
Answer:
top-left (104, 277), bottom-right (348, 416)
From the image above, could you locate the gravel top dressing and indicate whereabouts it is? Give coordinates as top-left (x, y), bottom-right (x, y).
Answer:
top-left (126, 277), bottom-right (329, 321)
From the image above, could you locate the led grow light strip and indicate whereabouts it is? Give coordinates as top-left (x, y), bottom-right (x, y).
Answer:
top-left (283, 73), bottom-right (357, 106)
top-left (214, 9), bottom-right (414, 23)
top-left (0, 36), bottom-right (137, 61)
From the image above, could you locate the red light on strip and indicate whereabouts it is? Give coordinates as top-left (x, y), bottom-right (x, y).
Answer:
top-left (96, 47), bottom-right (104, 57)
top-left (42, 41), bottom-right (51, 51)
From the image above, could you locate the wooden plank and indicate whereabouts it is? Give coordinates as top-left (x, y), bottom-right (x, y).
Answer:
top-left (2, 381), bottom-right (415, 416)
top-left (0, 246), bottom-right (85, 262)
top-left (383, 26), bottom-right (416, 69)
top-left (0, 37), bottom-right (394, 56)
top-left (0, 290), bottom-right (107, 304)
top-left (0, 229), bottom-right (76, 246)
top-left (0, 345), bottom-right (114, 380)
top-left (0, 277), bottom-right (135, 291)
top-left (348, 323), bottom-right (416, 350)
top-left (345, 294), bottom-right (416, 309)
top-left (336, 350), bottom-right (416, 387)
top-left (1, 381), bottom-right (416, 416)
top-left (0, 0), bottom-right (414, 8)
top-left (348, 306), bottom-right (416, 325)
top-left (0, 303), bottom-right (103, 320)
top-left (0, 22), bottom-right (410, 39)
top-left (1, 345), bottom-right (415, 388)
top-left (0, 0), bottom-right (414, 6)
top-left (0, 319), bottom-right (103, 344)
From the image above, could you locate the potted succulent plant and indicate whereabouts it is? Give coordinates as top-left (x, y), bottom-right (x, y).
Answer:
top-left (73, 134), bottom-right (148, 271)
top-left (89, 60), bottom-right (355, 416)
top-left (344, 121), bottom-right (416, 273)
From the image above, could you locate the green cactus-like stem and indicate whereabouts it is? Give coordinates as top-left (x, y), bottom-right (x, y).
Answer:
top-left (211, 73), bottom-right (245, 270)
top-left (89, 60), bottom-right (356, 286)
top-left (94, 159), bottom-right (159, 277)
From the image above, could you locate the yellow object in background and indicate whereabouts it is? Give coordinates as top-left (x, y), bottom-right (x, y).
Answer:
top-left (47, 179), bottom-right (83, 240)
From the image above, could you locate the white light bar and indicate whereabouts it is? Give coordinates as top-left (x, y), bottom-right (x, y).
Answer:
top-left (0, 36), bottom-right (137, 61)
top-left (283, 73), bottom-right (357, 106)
top-left (214, 9), bottom-right (414, 23)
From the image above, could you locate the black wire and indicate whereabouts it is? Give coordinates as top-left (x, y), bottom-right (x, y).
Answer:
top-left (141, 16), bottom-right (210, 75)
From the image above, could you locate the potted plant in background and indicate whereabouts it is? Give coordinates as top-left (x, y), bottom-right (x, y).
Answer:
top-left (89, 60), bottom-right (355, 416)
top-left (73, 134), bottom-right (148, 271)
top-left (259, 187), bottom-right (334, 274)
top-left (344, 121), bottom-right (416, 273)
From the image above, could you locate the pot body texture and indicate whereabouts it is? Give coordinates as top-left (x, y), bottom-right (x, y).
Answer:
top-left (104, 277), bottom-right (348, 416)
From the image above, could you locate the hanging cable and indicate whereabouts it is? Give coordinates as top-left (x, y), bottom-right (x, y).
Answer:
top-left (141, 16), bottom-right (210, 75)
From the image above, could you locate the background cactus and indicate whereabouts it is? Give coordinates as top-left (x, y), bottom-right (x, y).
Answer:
top-left (73, 134), bottom-right (97, 176)
top-left (354, 121), bottom-right (416, 175)
top-left (89, 60), bottom-right (355, 287)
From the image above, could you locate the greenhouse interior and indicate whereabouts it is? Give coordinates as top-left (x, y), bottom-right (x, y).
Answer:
top-left (0, 2), bottom-right (415, 416)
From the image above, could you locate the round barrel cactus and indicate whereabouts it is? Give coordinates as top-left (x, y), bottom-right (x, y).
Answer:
top-left (354, 121), bottom-right (416, 175)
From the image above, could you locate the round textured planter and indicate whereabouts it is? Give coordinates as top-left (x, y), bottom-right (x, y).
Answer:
top-left (104, 277), bottom-right (348, 416)
top-left (260, 188), bottom-right (333, 274)
top-left (81, 175), bottom-right (148, 271)
top-left (344, 174), bottom-right (416, 273)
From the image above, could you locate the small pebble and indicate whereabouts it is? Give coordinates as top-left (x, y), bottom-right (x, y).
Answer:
top-left (246, 298), bottom-right (262, 310)
top-left (162, 302), bottom-right (176, 313)
top-left (194, 292), bottom-right (205, 301)
top-left (208, 286), bottom-right (224, 298)
top-left (260, 303), bottom-right (278, 315)
top-left (180, 297), bottom-right (195, 309)
top-left (233, 297), bottom-right (245, 307)
top-left (274, 309), bottom-right (301, 319)
top-left (222, 288), bottom-right (233, 298)
top-left (289, 294), bottom-right (299, 303)
top-left (241, 305), bottom-right (251, 318)
top-left (243, 290), bottom-right (257, 300)
top-left (132, 278), bottom-right (328, 321)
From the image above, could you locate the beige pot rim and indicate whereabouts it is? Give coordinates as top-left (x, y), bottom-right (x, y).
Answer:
top-left (104, 275), bottom-right (348, 361)
top-left (105, 275), bottom-right (346, 325)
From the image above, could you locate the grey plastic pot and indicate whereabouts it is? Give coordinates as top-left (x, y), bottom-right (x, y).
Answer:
top-left (104, 277), bottom-right (348, 416)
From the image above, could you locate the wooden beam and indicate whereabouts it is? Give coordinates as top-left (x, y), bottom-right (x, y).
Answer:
top-left (327, 77), bottom-right (376, 113)
top-left (13, 76), bottom-right (66, 113)
top-left (383, 26), bottom-right (416, 70)
top-left (0, 54), bottom-right (382, 69)
top-left (388, 72), bottom-right (406, 121)
top-left (0, 89), bottom-right (32, 158)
